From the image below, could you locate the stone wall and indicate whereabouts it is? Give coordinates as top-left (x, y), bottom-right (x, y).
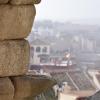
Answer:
top-left (0, 0), bottom-right (55, 100)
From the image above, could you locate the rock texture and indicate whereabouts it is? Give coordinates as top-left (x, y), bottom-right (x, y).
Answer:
top-left (0, 40), bottom-right (30, 76)
top-left (0, 77), bottom-right (14, 100)
top-left (13, 99), bottom-right (25, 100)
top-left (0, 0), bottom-right (9, 4)
top-left (0, 1), bottom-right (56, 100)
top-left (0, 5), bottom-right (35, 40)
top-left (11, 75), bottom-right (56, 99)
top-left (10, 0), bottom-right (41, 5)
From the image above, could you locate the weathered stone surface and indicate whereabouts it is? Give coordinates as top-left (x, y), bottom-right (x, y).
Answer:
top-left (10, 0), bottom-right (41, 5)
top-left (0, 40), bottom-right (30, 77)
top-left (0, 77), bottom-right (14, 100)
top-left (0, 5), bottom-right (35, 40)
top-left (0, 0), bottom-right (9, 4)
top-left (24, 97), bottom-right (35, 100)
top-left (11, 75), bottom-right (56, 98)
top-left (13, 99), bottom-right (25, 100)
top-left (13, 97), bottom-right (35, 100)
top-left (13, 96), bottom-right (35, 100)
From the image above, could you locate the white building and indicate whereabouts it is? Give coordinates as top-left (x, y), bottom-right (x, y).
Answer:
top-left (30, 39), bottom-right (50, 65)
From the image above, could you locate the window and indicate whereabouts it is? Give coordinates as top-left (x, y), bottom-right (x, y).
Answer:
top-left (36, 47), bottom-right (41, 52)
top-left (42, 47), bottom-right (47, 53)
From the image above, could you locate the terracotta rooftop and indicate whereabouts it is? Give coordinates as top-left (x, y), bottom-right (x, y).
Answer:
top-left (43, 65), bottom-right (79, 73)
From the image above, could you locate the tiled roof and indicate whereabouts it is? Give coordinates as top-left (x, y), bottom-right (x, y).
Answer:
top-left (43, 65), bottom-right (79, 73)
top-left (51, 72), bottom-right (77, 90)
top-left (51, 71), bottom-right (96, 91)
top-left (68, 71), bottom-right (95, 90)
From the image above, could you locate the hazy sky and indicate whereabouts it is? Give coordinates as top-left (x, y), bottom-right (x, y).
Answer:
top-left (35, 0), bottom-right (100, 22)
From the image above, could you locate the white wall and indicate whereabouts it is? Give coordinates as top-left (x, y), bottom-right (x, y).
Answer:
top-left (30, 45), bottom-right (50, 65)
top-left (58, 93), bottom-right (77, 100)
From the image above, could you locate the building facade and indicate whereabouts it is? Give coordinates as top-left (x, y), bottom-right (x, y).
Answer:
top-left (30, 39), bottom-right (50, 65)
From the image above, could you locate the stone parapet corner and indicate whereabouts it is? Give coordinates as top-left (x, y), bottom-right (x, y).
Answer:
top-left (11, 75), bottom-right (56, 99)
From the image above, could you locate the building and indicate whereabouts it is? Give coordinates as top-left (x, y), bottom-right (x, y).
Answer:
top-left (58, 91), bottom-right (94, 100)
top-left (30, 39), bottom-right (50, 65)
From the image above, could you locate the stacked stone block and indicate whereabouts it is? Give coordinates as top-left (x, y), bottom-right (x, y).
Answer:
top-left (0, 0), bottom-right (55, 100)
top-left (0, 40), bottom-right (29, 76)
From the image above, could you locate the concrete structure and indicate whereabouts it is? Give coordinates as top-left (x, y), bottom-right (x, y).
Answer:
top-left (72, 35), bottom-right (96, 53)
top-left (30, 39), bottom-right (50, 65)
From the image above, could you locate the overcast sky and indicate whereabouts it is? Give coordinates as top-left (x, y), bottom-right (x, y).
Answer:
top-left (35, 0), bottom-right (100, 22)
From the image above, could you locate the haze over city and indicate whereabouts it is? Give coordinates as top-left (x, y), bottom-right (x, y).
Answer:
top-left (35, 0), bottom-right (100, 24)
top-left (28, 0), bottom-right (100, 99)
